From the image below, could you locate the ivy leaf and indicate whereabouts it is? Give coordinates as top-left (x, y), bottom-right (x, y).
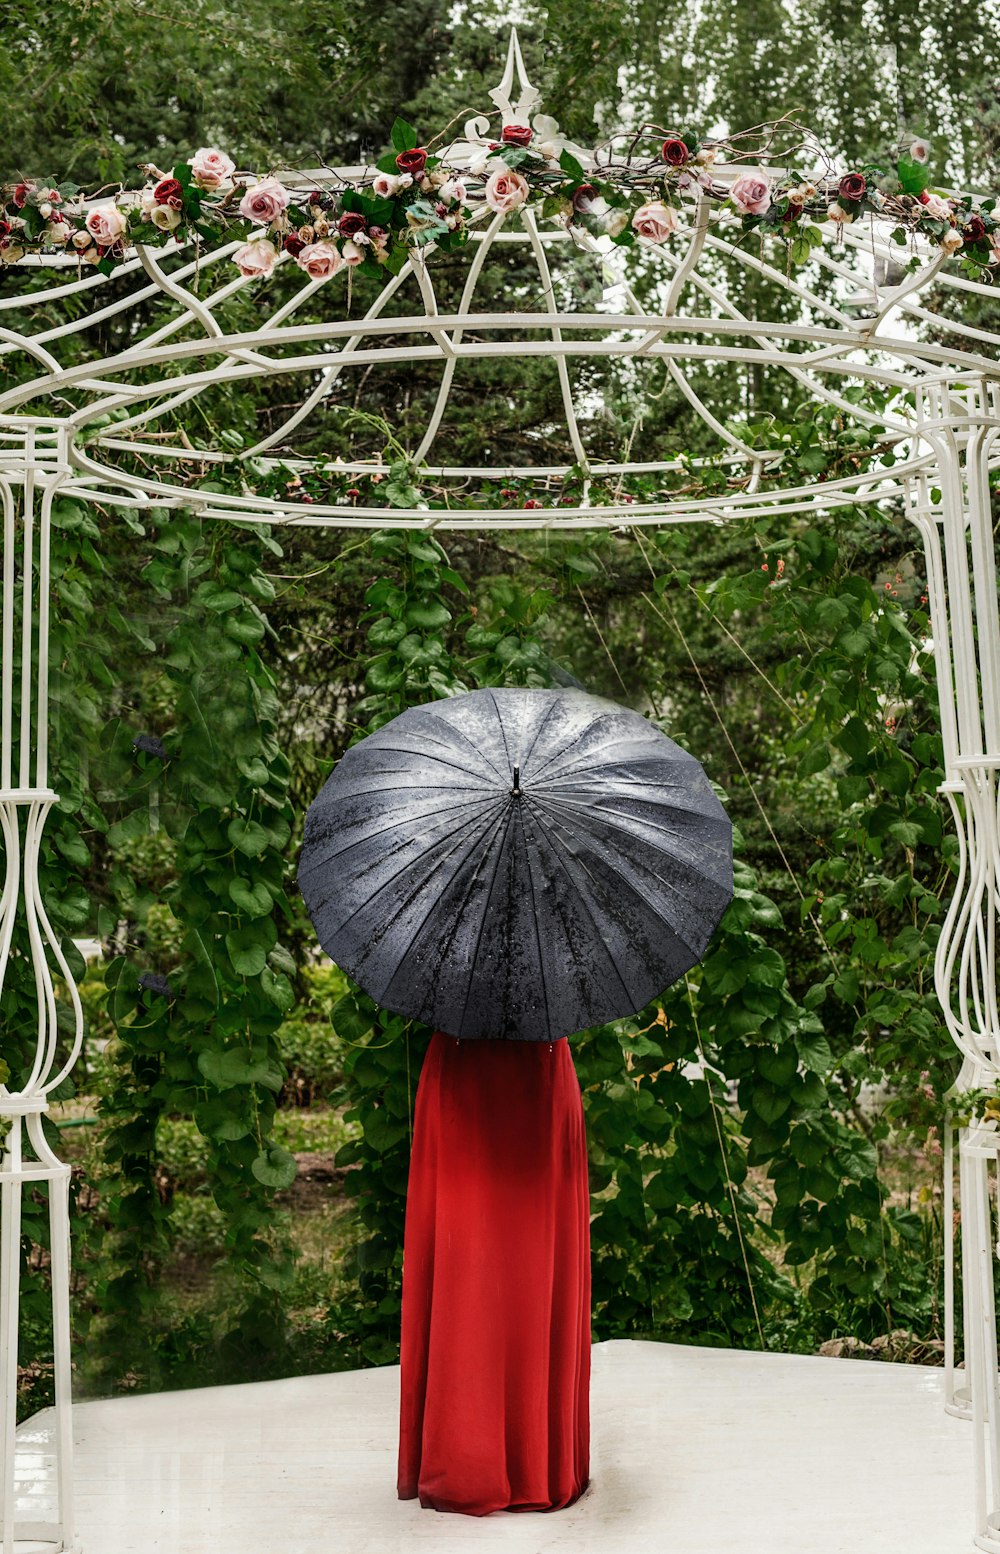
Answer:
top-left (331, 993), bottom-right (375, 1041)
top-left (197, 1047), bottom-right (285, 1091)
top-left (229, 878), bottom-right (273, 917)
top-left (251, 1145), bottom-right (298, 1189)
top-left (225, 925), bottom-right (271, 976)
top-left (194, 1096), bottom-right (254, 1141)
top-left (227, 817), bottom-right (270, 856)
top-left (405, 599), bottom-right (452, 629)
top-left (260, 966), bottom-right (295, 1012)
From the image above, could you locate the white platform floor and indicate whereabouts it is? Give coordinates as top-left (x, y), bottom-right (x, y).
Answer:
top-left (13, 1338), bottom-right (974, 1553)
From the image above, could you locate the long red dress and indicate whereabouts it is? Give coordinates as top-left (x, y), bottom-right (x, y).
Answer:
top-left (397, 1030), bottom-right (591, 1515)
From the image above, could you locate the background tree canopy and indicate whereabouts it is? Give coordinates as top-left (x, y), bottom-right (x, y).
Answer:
top-left (0, 0), bottom-right (994, 1406)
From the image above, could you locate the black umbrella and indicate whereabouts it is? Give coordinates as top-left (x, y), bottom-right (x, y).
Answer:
top-left (298, 687), bottom-right (733, 1042)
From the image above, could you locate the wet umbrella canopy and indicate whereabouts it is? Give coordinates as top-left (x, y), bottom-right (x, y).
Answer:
top-left (298, 688), bottom-right (733, 1042)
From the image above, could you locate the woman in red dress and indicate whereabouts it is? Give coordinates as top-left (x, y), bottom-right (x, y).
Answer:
top-left (397, 1029), bottom-right (591, 1515)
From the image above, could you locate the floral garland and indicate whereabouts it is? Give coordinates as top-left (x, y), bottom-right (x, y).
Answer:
top-left (3, 117), bottom-right (999, 287)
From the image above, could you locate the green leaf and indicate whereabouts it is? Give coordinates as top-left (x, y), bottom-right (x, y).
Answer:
top-left (260, 966), bottom-right (295, 1012)
top-left (198, 1047), bottom-right (285, 1091)
top-left (390, 118), bottom-right (418, 152)
top-left (897, 155), bottom-right (929, 196)
top-left (332, 994), bottom-right (375, 1041)
top-left (405, 599), bottom-right (452, 629)
top-left (251, 1145), bottom-right (298, 1189)
top-left (229, 878), bottom-right (272, 917)
top-left (559, 148), bottom-right (587, 182)
top-left (225, 925), bottom-right (271, 976)
top-left (227, 818), bottom-right (270, 857)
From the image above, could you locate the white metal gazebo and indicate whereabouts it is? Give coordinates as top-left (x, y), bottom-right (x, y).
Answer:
top-left (2, 29), bottom-right (1000, 1552)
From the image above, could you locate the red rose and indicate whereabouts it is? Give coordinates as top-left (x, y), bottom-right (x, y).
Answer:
top-left (838, 172), bottom-right (867, 204)
top-left (154, 178), bottom-right (184, 210)
top-left (661, 137), bottom-right (689, 166)
top-left (571, 183), bottom-right (597, 212)
top-left (0, 220), bottom-right (10, 238)
top-left (502, 124), bottom-right (533, 147)
top-left (395, 147), bottom-right (427, 175)
top-left (309, 190), bottom-right (325, 206)
top-left (12, 182), bottom-right (33, 208)
top-left (964, 215), bottom-right (987, 243)
top-left (338, 210), bottom-right (367, 238)
top-left (283, 233), bottom-right (306, 257)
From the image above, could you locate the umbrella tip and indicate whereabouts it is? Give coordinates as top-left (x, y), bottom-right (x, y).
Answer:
top-left (511, 764), bottom-right (521, 797)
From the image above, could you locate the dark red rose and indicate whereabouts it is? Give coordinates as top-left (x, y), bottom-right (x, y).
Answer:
top-left (838, 172), bottom-right (867, 204)
top-left (12, 182), bottom-right (33, 208)
top-left (0, 220), bottom-right (10, 238)
top-left (964, 215), bottom-right (987, 243)
top-left (395, 147), bottom-right (427, 175)
top-left (502, 123), bottom-right (533, 147)
top-left (309, 190), bottom-right (325, 206)
top-left (345, 487), bottom-right (361, 498)
top-left (661, 137), bottom-right (689, 166)
top-left (283, 234), bottom-right (306, 257)
top-left (571, 183), bottom-right (597, 212)
top-left (338, 210), bottom-right (367, 238)
top-left (154, 178), bottom-right (184, 210)
top-left (522, 498), bottom-right (543, 508)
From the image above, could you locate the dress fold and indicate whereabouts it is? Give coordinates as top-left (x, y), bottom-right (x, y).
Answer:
top-left (397, 1030), bottom-right (591, 1515)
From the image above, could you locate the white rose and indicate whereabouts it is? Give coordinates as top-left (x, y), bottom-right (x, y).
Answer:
top-left (150, 205), bottom-right (182, 231)
top-left (372, 171), bottom-right (401, 198)
top-left (826, 204), bottom-right (854, 224)
top-left (939, 228), bottom-right (963, 254)
top-left (602, 208), bottom-right (629, 237)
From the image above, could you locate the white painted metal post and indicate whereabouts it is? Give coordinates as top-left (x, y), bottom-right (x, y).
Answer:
top-left (0, 427), bottom-right (82, 1554)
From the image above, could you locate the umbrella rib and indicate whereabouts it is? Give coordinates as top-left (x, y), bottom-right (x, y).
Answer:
top-left (529, 789), bottom-right (731, 859)
top-left (488, 689), bottom-right (515, 778)
top-left (455, 799), bottom-right (520, 1040)
top-left (517, 805), bottom-right (553, 1043)
top-left (372, 798), bottom-right (516, 1019)
top-left (516, 694), bottom-right (563, 778)
top-left (298, 793), bottom-right (501, 874)
top-left (319, 797), bottom-right (506, 935)
top-left (527, 792), bottom-right (719, 956)
top-left (518, 800), bottom-right (637, 1009)
top-left (349, 742), bottom-right (506, 785)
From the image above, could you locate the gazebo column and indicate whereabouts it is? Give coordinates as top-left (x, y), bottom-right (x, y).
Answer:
top-left (0, 427), bottom-right (81, 1554)
top-left (909, 382), bottom-right (1000, 1551)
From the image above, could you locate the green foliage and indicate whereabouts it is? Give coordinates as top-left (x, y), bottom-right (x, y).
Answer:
top-left (94, 510), bottom-right (302, 1385)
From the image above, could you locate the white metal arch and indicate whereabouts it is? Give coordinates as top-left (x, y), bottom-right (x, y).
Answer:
top-left (1, 28), bottom-right (1000, 1553)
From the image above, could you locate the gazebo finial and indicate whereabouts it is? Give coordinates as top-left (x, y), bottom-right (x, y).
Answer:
top-left (487, 27), bottom-right (541, 126)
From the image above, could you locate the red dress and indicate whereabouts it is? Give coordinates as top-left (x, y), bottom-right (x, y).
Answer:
top-left (397, 1030), bottom-right (591, 1515)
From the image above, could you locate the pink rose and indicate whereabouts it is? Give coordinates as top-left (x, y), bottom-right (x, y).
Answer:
top-left (730, 173), bottom-right (773, 216)
top-left (484, 167), bottom-right (529, 215)
top-left (233, 238), bottom-right (278, 278)
top-left (237, 176), bottom-right (290, 226)
top-left (296, 240), bottom-right (343, 281)
top-left (340, 239), bottom-right (365, 266)
top-left (85, 202), bottom-right (128, 246)
top-left (631, 200), bottom-right (679, 243)
top-left (191, 147), bottom-right (236, 190)
top-left (44, 217), bottom-right (73, 246)
top-left (372, 171), bottom-right (408, 198)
